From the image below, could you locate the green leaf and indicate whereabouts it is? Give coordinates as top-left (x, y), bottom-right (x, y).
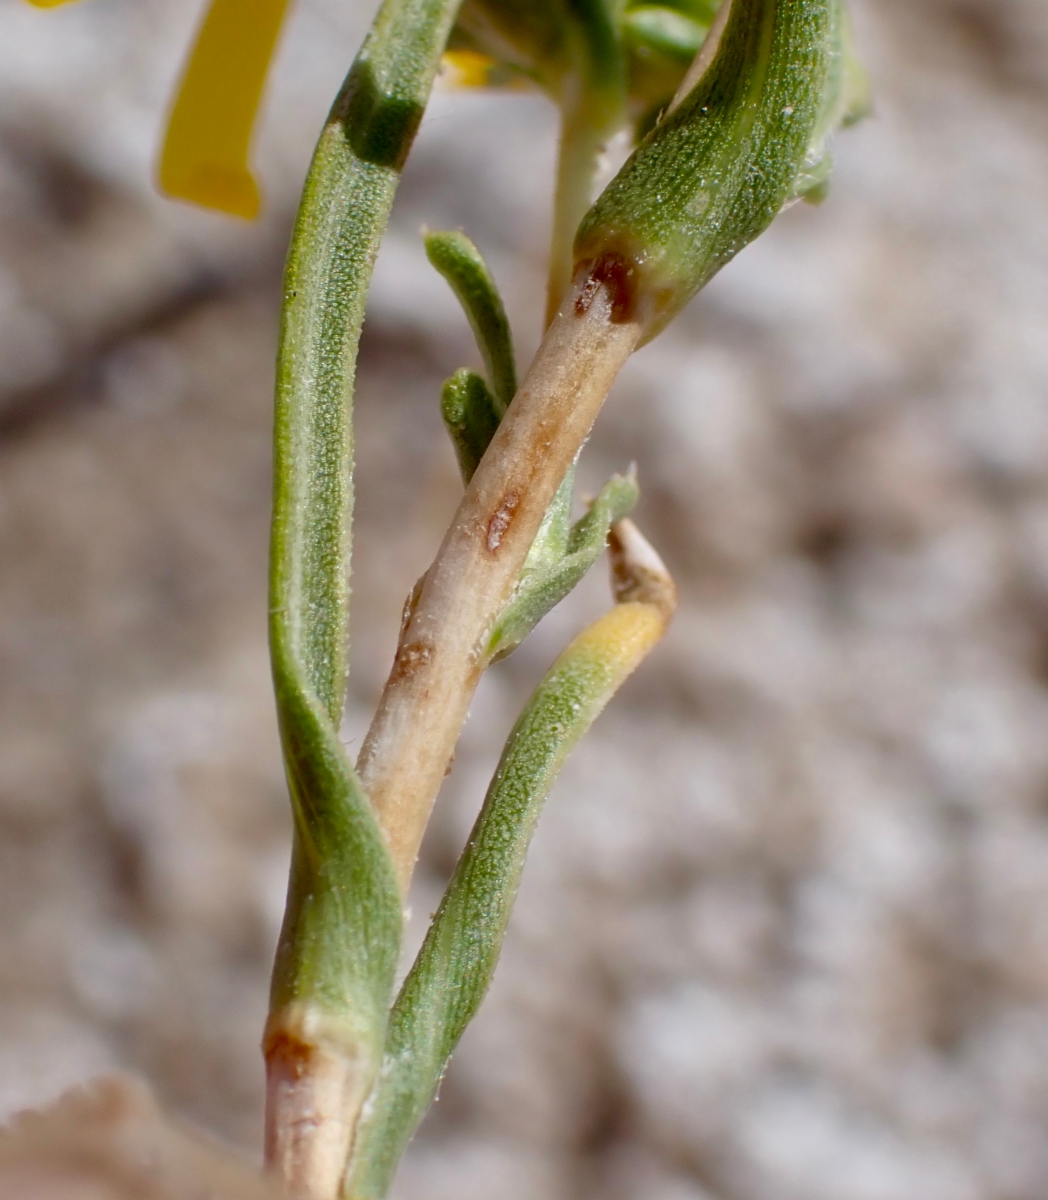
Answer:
top-left (268, 682), bottom-right (400, 1044)
top-left (268, 0), bottom-right (463, 1085)
top-left (789, 0), bottom-right (869, 202)
top-left (347, 599), bottom-right (661, 1198)
top-left (622, 3), bottom-right (712, 139)
top-left (440, 368), bottom-right (502, 484)
top-left (451, 0), bottom-right (572, 91)
top-left (574, 0), bottom-right (842, 343)
top-left (523, 464), bottom-right (576, 566)
top-left (622, 5), bottom-right (708, 65)
top-left (488, 469), bottom-right (639, 660)
top-left (451, 0), bottom-right (624, 100)
top-left (425, 230), bottom-right (517, 411)
top-left (626, 0), bottom-right (720, 20)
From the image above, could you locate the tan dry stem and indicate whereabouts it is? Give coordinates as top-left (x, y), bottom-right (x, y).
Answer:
top-left (358, 277), bottom-right (642, 893)
top-left (263, 1017), bottom-right (373, 1200)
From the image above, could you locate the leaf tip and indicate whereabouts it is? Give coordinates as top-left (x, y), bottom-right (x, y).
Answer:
top-left (608, 518), bottom-right (677, 623)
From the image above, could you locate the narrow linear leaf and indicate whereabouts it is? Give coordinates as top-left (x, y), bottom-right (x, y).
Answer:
top-left (425, 230), bottom-right (517, 411)
top-left (568, 471), bottom-right (641, 556)
top-left (348, 578), bottom-right (672, 1199)
top-left (440, 368), bottom-right (501, 484)
top-left (789, 0), bottom-right (869, 202)
top-left (622, 5), bottom-right (708, 65)
top-left (524, 463), bottom-right (576, 566)
top-left (267, 0), bottom-right (463, 1106)
top-left (268, 682), bottom-right (398, 1035)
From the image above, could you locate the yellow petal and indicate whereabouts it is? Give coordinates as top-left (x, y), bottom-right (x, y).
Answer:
top-left (158, 0), bottom-right (292, 219)
top-left (22, 0), bottom-right (82, 7)
top-left (439, 49), bottom-right (497, 90)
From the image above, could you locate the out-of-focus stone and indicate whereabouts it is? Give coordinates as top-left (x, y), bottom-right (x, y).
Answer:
top-left (0, 1075), bottom-right (279, 1200)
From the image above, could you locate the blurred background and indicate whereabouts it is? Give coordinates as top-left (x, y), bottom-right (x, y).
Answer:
top-left (1, 0), bottom-right (1048, 1197)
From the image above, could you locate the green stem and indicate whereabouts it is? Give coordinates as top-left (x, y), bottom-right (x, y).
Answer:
top-left (544, 0), bottom-right (628, 327)
top-left (545, 97), bottom-right (614, 327)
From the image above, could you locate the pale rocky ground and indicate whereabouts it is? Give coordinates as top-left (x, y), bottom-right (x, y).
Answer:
top-left (1, 0), bottom-right (1047, 1198)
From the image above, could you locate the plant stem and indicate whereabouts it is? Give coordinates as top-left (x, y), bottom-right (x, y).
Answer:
top-left (545, 96), bottom-right (612, 328)
top-left (348, 520), bottom-right (675, 1199)
top-left (357, 275), bottom-right (642, 894)
top-left (265, 1029), bottom-right (367, 1200)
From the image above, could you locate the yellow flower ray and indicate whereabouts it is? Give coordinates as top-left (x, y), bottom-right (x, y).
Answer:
top-left (158, 0), bottom-right (292, 219)
top-left (439, 49), bottom-right (496, 89)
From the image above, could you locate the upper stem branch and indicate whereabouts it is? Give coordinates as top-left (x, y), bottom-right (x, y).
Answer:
top-left (545, 99), bottom-right (613, 328)
top-left (357, 274), bottom-right (641, 893)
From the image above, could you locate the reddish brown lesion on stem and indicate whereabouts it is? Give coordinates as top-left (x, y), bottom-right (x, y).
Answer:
top-left (389, 638), bottom-right (435, 685)
top-left (485, 489), bottom-right (521, 554)
top-left (573, 252), bottom-right (641, 323)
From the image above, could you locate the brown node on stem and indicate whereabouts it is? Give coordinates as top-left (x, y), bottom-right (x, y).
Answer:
top-left (263, 1028), bottom-right (316, 1077)
top-left (264, 1020), bottom-right (369, 1200)
top-left (573, 252), bottom-right (640, 324)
